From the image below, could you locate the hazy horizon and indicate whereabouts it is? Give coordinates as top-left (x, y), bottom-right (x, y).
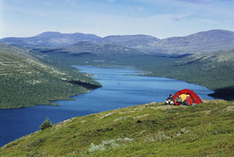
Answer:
top-left (1, 29), bottom-right (233, 40)
top-left (1, 0), bottom-right (234, 39)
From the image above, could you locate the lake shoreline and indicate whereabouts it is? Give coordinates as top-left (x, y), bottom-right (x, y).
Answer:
top-left (2, 100), bottom-right (233, 156)
top-left (209, 86), bottom-right (234, 101)
top-left (1, 64), bottom-right (217, 110)
top-left (0, 65), bottom-right (214, 147)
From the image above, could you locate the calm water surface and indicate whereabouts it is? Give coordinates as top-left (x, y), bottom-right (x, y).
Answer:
top-left (0, 66), bottom-right (213, 146)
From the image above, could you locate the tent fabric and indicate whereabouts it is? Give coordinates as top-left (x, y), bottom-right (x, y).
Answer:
top-left (173, 89), bottom-right (203, 105)
top-left (179, 94), bottom-right (187, 102)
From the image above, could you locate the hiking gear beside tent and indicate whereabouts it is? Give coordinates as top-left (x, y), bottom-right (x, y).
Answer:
top-left (173, 89), bottom-right (203, 105)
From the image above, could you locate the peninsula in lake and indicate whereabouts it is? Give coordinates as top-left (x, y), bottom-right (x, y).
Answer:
top-left (1, 29), bottom-right (234, 109)
top-left (1, 29), bottom-right (234, 156)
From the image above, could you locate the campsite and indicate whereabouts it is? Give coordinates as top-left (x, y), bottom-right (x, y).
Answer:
top-left (1, 0), bottom-right (234, 156)
top-left (1, 99), bottom-right (233, 156)
top-left (0, 66), bottom-right (213, 147)
top-left (172, 89), bottom-right (203, 106)
top-left (1, 66), bottom-right (233, 156)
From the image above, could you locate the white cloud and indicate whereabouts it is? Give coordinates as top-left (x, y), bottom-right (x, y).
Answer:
top-left (1, 0), bottom-right (233, 38)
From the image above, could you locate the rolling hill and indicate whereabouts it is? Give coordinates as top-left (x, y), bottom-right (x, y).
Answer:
top-left (170, 49), bottom-right (234, 100)
top-left (147, 30), bottom-right (234, 54)
top-left (31, 41), bottom-right (144, 60)
top-left (171, 49), bottom-right (234, 89)
top-left (102, 34), bottom-right (159, 52)
top-left (0, 42), bottom-right (101, 109)
top-left (0, 32), bottom-right (102, 47)
top-left (102, 30), bottom-right (234, 54)
top-left (1, 29), bottom-right (234, 101)
top-left (65, 47), bottom-right (234, 101)
top-left (60, 41), bottom-right (143, 55)
top-left (1, 30), bottom-right (234, 55)
top-left (1, 100), bottom-right (233, 156)
top-left (121, 49), bottom-right (234, 100)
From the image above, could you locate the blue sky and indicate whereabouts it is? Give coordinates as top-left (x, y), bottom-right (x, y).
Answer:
top-left (0, 0), bottom-right (234, 38)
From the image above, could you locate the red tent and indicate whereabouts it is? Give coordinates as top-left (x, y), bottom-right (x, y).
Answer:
top-left (173, 89), bottom-right (203, 105)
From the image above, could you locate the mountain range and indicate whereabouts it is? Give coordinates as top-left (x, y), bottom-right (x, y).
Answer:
top-left (0, 32), bottom-right (102, 47)
top-left (1, 29), bottom-right (234, 55)
top-left (1, 29), bottom-right (234, 153)
top-left (62, 41), bottom-right (142, 55)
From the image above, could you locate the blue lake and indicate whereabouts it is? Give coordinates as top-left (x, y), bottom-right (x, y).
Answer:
top-left (0, 66), bottom-right (214, 147)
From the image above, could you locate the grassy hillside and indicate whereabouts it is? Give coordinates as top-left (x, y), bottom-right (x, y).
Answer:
top-left (48, 48), bottom-right (234, 100)
top-left (143, 49), bottom-right (234, 100)
top-left (1, 100), bottom-right (233, 156)
top-left (0, 43), bottom-right (101, 109)
top-left (102, 34), bottom-right (159, 49)
top-left (32, 41), bottom-right (144, 57)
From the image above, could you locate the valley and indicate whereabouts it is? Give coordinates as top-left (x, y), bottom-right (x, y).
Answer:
top-left (0, 43), bottom-right (101, 109)
top-left (0, 30), bottom-right (234, 152)
top-left (1, 29), bottom-right (234, 109)
top-left (39, 48), bottom-right (234, 101)
top-left (2, 0), bottom-right (234, 155)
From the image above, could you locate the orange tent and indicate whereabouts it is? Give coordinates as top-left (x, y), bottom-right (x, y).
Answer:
top-left (173, 89), bottom-right (203, 105)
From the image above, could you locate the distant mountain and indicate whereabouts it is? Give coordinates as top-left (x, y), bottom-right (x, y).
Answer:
top-left (1, 30), bottom-right (234, 54)
top-left (146, 30), bottom-right (234, 54)
top-left (102, 35), bottom-right (159, 51)
top-left (160, 48), bottom-right (234, 93)
top-left (0, 32), bottom-right (102, 47)
top-left (170, 48), bottom-right (234, 100)
top-left (57, 41), bottom-right (143, 55)
top-left (99, 30), bottom-right (234, 54)
top-left (178, 49), bottom-right (234, 65)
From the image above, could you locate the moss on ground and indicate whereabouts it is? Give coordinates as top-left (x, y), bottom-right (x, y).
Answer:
top-left (1, 100), bottom-right (233, 156)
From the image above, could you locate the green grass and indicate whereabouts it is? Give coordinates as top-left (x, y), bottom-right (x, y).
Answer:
top-left (0, 43), bottom-right (101, 109)
top-left (46, 49), bottom-right (234, 100)
top-left (1, 100), bottom-right (233, 156)
top-left (31, 46), bottom-right (234, 100)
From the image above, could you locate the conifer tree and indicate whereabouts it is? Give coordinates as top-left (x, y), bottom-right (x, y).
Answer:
top-left (39, 118), bottom-right (52, 130)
